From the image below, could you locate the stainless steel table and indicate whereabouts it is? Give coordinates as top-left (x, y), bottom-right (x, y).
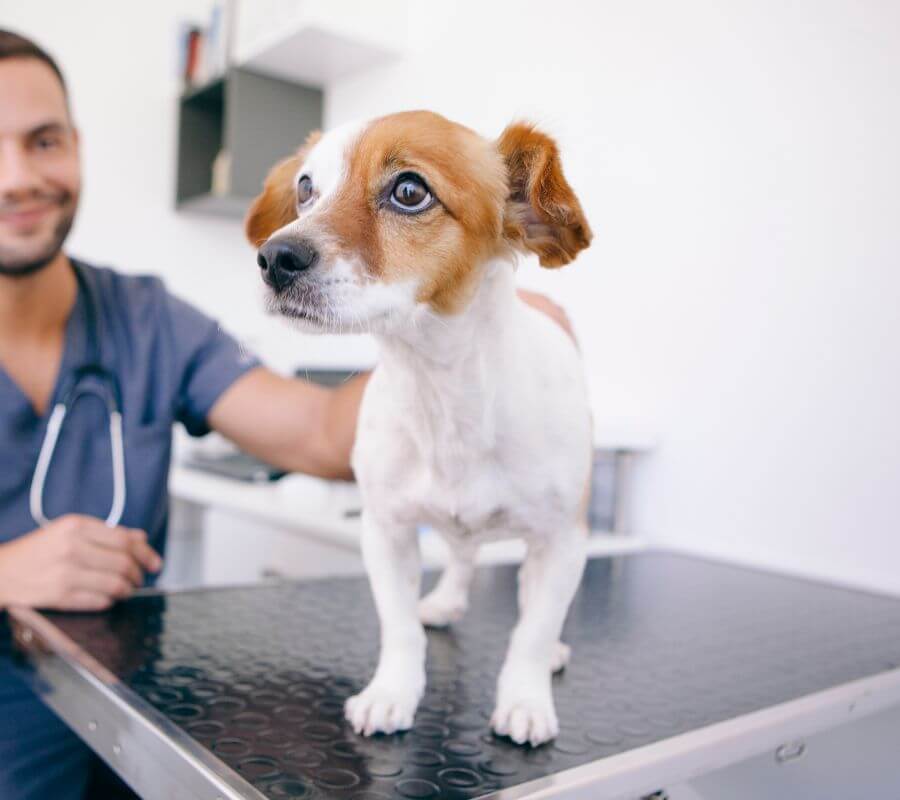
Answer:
top-left (9, 552), bottom-right (900, 799)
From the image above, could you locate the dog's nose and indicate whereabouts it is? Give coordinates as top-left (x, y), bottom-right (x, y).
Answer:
top-left (257, 239), bottom-right (319, 290)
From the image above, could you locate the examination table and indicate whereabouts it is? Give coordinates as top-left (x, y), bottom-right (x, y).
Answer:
top-left (9, 552), bottom-right (900, 799)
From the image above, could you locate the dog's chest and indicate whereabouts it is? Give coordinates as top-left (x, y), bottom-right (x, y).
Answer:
top-left (411, 459), bottom-right (518, 538)
top-left (357, 397), bottom-right (535, 538)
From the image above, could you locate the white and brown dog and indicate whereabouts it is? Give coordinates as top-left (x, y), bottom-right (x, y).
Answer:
top-left (245, 111), bottom-right (593, 746)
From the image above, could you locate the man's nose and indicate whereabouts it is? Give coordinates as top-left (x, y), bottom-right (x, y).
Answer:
top-left (257, 238), bottom-right (319, 291)
top-left (0, 142), bottom-right (43, 196)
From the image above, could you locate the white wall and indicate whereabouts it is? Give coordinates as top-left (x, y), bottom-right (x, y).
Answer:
top-left (324, 0), bottom-right (900, 593)
top-left (6, 2), bottom-right (900, 592)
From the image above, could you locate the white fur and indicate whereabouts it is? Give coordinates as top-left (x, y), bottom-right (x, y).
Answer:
top-left (346, 260), bottom-right (590, 746)
top-left (296, 118), bottom-right (365, 207)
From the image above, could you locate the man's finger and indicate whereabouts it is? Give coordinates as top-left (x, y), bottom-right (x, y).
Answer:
top-left (73, 544), bottom-right (143, 587)
top-left (71, 568), bottom-right (134, 600)
top-left (126, 533), bottom-right (163, 573)
top-left (78, 520), bottom-right (133, 552)
top-left (59, 590), bottom-right (114, 612)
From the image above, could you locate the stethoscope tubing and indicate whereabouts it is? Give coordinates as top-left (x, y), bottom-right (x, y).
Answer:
top-left (28, 265), bottom-right (127, 528)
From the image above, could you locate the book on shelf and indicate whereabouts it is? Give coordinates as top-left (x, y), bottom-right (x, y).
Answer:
top-left (178, 0), bottom-right (236, 91)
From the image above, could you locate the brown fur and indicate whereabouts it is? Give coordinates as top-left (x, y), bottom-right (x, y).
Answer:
top-left (244, 129), bottom-right (322, 247)
top-left (320, 111), bottom-right (508, 314)
top-left (245, 113), bottom-right (591, 314)
top-left (497, 122), bottom-right (593, 268)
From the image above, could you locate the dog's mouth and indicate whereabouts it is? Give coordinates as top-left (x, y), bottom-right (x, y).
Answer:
top-left (280, 305), bottom-right (324, 323)
top-left (264, 285), bottom-right (328, 326)
top-left (263, 276), bottom-right (402, 335)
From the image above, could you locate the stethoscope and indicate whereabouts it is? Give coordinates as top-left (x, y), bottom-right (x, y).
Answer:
top-left (29, 265), bottom-right (127, 528)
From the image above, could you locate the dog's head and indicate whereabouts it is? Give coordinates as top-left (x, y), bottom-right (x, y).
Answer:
top-left (245, 111), bottom-right (591, 333)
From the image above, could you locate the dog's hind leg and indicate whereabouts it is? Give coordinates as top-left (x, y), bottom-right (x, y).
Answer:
top-left (419, 537), bottom-right (478, 628)
top-left (345, 515), bottom-right (426, 736)
top-left (491, 527), bottom-right (586, 746)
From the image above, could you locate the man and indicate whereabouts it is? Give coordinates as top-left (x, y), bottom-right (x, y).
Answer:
top-left (0, 29), bottom-right (574, 800)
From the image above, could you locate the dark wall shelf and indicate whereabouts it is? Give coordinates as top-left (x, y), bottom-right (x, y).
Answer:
top-left (175, 68), bottom-right (322, 218)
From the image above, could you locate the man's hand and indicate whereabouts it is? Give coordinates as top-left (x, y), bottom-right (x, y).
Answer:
top-left (0, 515), bottom-right (162, 612)
top-left (516, 289), bottom-right (577, 343)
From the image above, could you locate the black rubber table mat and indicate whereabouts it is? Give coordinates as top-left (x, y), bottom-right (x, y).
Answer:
top-left (41, 553), bottom-right (900, 799)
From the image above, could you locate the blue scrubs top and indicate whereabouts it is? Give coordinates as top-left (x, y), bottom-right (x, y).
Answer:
top-left (0, 259), bottom-right (261, 800)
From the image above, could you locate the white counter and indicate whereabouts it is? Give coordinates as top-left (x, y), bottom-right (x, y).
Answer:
top-left (166, 464), bottom-right (646, 586)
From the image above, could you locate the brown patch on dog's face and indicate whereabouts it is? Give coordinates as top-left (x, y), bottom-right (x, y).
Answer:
top-left (317, 111), bottom-right (508, 314)
top-left (244, 129), bottom-right (321, 247)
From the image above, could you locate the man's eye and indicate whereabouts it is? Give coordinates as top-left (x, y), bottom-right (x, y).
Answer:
top-left (35, 136), bottom-right (61, 150)
top-left (389, 174), bottom-right (433, 213)
top-left (297, 175), bottom-right (314, 206)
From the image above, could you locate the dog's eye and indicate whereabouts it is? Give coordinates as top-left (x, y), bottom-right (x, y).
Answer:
top-left (297, 175), bottom-right (314, 206)
top-left (389, 174), bottom-right (433, 213)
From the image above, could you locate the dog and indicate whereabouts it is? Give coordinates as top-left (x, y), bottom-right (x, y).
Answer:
top-left (245, 110), bottom-right (593, 746)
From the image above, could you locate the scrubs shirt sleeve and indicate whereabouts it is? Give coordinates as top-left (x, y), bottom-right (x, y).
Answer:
top-left (164, 292), bottom-right (262, 436)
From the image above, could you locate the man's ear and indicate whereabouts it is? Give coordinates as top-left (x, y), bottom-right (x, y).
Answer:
top-left (497, 122), bottom-right (592, 268)
top-left (244, 130), bottom-right (322, 247)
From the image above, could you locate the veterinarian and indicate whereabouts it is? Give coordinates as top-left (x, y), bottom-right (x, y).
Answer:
top-left (0, 30), bottom-right (574, 800)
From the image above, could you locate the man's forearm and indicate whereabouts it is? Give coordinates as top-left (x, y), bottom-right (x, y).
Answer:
top-left (319, 372), bottom-right (370, 480)
top-left (210, 366), bottom-right (371, 481)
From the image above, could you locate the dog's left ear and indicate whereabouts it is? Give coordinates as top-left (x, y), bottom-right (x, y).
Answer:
top-left (497, 122), bottom-right (592, 268)
top-left (244, 130), bottom-right (322, 247)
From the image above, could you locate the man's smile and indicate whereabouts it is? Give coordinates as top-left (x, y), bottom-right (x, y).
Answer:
top-left (0, 200), bottom-right (57, 231)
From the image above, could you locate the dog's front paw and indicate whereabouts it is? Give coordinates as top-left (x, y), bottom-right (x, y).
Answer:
top-left (418, 591), bottom-right (467, 628)
top-left (492, 667), bottom-right (558, 746)
top-left (491, 694), bottom-right (559, 746)
top-left (345, 682), bottom-right (421, 736)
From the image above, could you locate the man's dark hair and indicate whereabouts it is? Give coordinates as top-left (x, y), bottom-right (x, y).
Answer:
top-left (0, 29), bottom-right (67, 95)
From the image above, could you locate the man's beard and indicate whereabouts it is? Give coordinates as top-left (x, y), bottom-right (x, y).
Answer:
top-left (0, 195), bottom-right (77, 278)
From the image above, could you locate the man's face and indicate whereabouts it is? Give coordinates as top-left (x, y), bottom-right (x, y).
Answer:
top-left (0, 57), bottom-right (80, 277)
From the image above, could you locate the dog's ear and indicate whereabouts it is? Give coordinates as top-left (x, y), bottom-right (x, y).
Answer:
top-left (244, 130), bottom-right (322, 247)
top-left (497, 122), bottom-right (592, 268)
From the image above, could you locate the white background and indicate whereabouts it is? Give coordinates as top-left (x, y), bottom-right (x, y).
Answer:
top-left (4, 0), bottom-right (899, 592)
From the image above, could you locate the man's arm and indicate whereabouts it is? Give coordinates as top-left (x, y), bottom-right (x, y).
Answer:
top-left (208, 368), bottom-right (368, 480)
top-left (208, 291), bottom-right (574, 479)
